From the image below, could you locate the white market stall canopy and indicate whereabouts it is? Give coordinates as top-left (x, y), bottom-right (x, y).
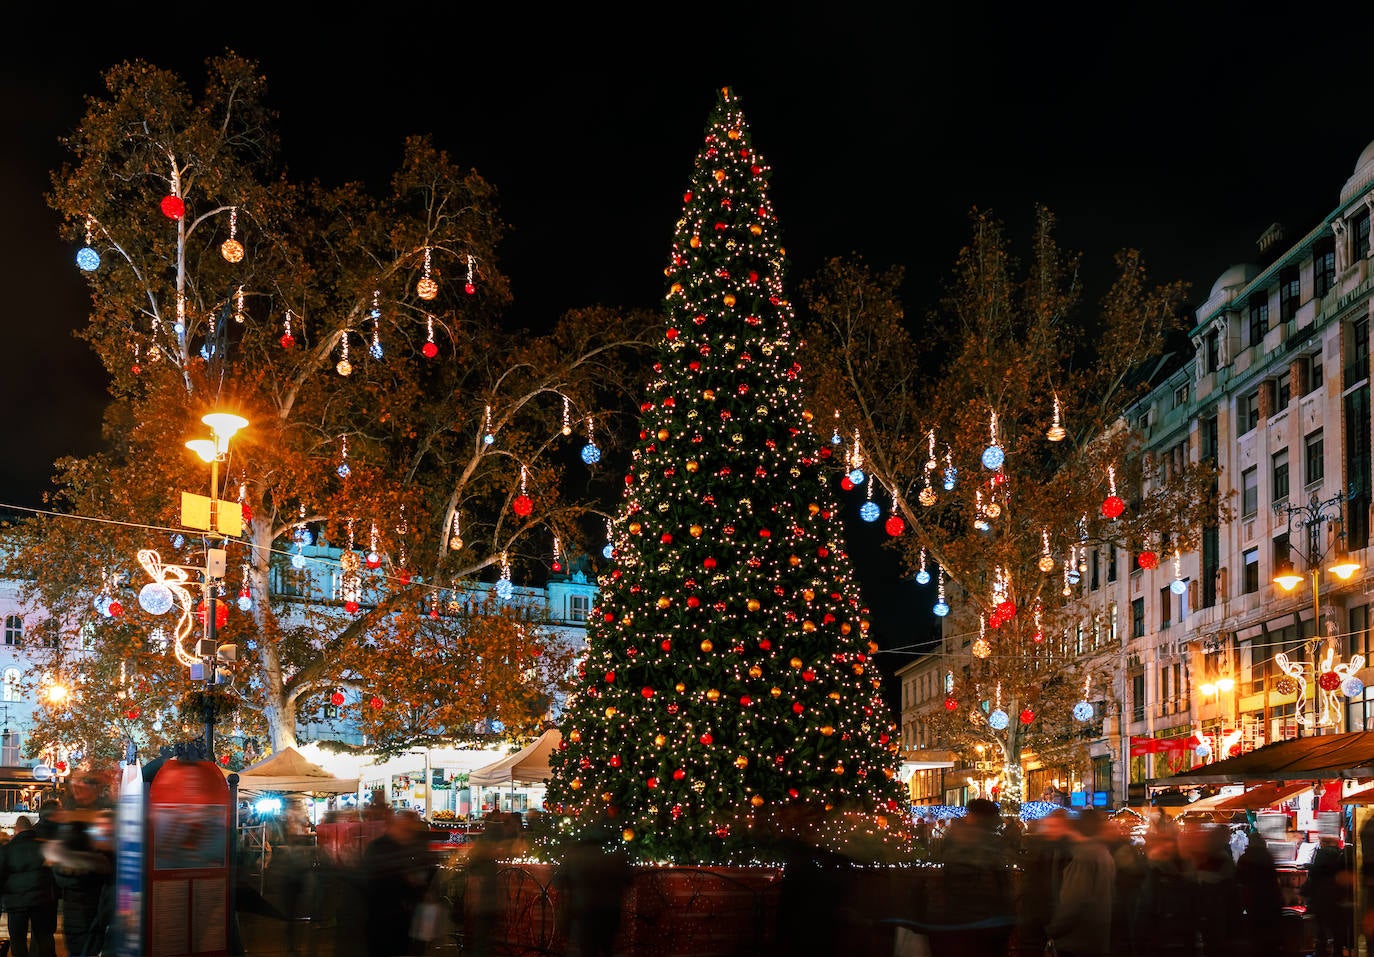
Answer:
top-left (469, 729), bottom-right (562, 787)
top-left (227, 746), bottom-right (359, 795)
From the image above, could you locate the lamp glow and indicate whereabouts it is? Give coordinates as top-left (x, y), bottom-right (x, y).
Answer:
top-left (1273, 566), bottom-right (1303, 591)
top-left (1330, 558), bottom-right (1361, 580)
top-left (1200, 682), bottom-right (1217, 696)
top-left (1216, 678), bottom-right (1235, 692)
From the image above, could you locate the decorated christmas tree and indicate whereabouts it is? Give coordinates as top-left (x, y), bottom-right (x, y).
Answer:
top-left (546, 88), bottom-right (907, 863)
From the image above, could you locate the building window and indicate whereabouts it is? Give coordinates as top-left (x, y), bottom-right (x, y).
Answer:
top-left (1273, 449), bottom-right (1290, 502)
top-left (1276, 373), bottom-right (1291, 409)
top-left (1306, 430), bottom-right (1324, 486)
top-left (1160, 586), bottom-right (1172, 628)
top-left (1242, 466), bottom-right (1258, 517)
top-left (568, 594), bottom-right (589, 621)
top-left (1239, 390), bottom-right (1260, 434)
top-left (1314, 239), bottom-right (1337, 299)
top-left (1353, 318), bottom-right (1371, 386)
top-left (1274, 532), bottom-right (1291, 574)
top-left (1201, 414), bottom-right (1219, 463)
top-left (1, 668), bottom-right (19, 703)
top-left (1279, 266), bottom-right (1300, 322)
top-left (1131, 598), bottom-right (1145, 639)
top-left (1173, 383), bottom-right (1189, 408)
top-left (1356, 209), bottom-right (1372, 262)
top-left (1107, 546), bottom-right (1118, 583)
top-left (0, 731), bottom-right (17, 767)
top-left (1090, 549), bottom-right (1100, 591)
top-left (1131, 670), bottom-right (1146, 724)
top-left (3, 617), bottom-right (21, 647)
top-left (1243, 548), bottom-right (1260, 595)
top-left (1305, 351), bottom-right (1323, 394)
top-left (1249, 296), bottom-right (1269, 345)
top-left (1204, 329), bottom-right (1220, 373)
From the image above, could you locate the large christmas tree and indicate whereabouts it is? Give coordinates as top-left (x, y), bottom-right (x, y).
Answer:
top-left (546, 88), bottom-right (906, 863)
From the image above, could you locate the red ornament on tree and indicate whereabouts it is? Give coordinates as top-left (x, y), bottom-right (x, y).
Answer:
top-left (195, 600), bottom-right (229, 629)
top-left (884, 515), bottom-right (905, 537)
top-left (512, 494), bottom-right (533, 518)
top-left (219, 754), bottom-right (231, 766)
top-left (280, 333), bottom-right (296, 349)
top-left (1137, 551), bottom-right (1158, 570)
top-left (330, 691), bottom-right (345, 706)
top-left (160, 195), bottom-right (185, 219)
top-left (344, 600), bottom-right (360, 614)
top-left (1019, 709), bottom-right (1035, 725)
top-left (840, 476), bottom-right (855, 492)
top-left (944, 696), bottom-right (958, 711)
top-left (1101, 495), bottom-right (1126, 519)
top-left (996, 600), bottom-right (1017, 620)
top-left (107, 601), bottom-right (124, 618)
top-left (1319, 671), bottom-right (1342, 691)
top-left (421, 341), bottom-right (439, 359)
top-left (125, 707), bottom-right (141, 721)
top-left (369, 695), bottom-right (383, 710)
top-left (464, 282), bottom-right (476, 295)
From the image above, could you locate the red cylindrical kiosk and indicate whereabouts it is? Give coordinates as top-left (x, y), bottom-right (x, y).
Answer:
top-left (145, 760), bottom-right (233, 956)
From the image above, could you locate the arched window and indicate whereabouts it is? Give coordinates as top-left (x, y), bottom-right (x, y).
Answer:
top-left (3, 616), bottom-right (21, 646)
top-left (2, 668), bottom-right (21, 703)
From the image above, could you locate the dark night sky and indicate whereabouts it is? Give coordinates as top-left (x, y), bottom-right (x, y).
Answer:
top-left (4, 5), bottom-right (1374, 675)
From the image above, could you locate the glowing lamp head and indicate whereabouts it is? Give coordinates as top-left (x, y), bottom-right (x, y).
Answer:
top-left (1199, 682), bottom-right (1217, 697)
top-left (1273, 567), bottom-right (1303, 591)
top-left (45, 683), bottom-right (69, 706)
top-left (185, 439), bottom-right (218, 463)
top-left (203, 412), bottom-right (248, 442)
top-left (1331, 558), bottom-right (1361, 580)
top-left (1216, 677), bottom-right (1235, 693)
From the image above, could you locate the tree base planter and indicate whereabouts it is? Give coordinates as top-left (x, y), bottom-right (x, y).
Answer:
top-left (457, 861), bottom-right (925, 957)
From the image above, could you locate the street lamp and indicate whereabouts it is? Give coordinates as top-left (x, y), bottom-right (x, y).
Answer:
top-left (1273, 487), bottom-right (1361, 734)
top-left (185, 412), bottom-right (248, 758)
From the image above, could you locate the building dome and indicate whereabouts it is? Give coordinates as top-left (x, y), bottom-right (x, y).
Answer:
top-left (1209, 263), bottom-right (1259, 300)
top-left (1340, 140), bottom-right (1374, 203)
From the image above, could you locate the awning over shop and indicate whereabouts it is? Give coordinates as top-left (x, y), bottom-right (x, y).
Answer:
top-left (1175, 790), bottom-right (1239, 813)
top-left (227, 746), bottom-right (359, 795)
top-left (468, 728), bottom-right (561, 787)
top-left (1214, 781), bottom-right (1312, 810)
top-left (1152, 731), bottom-right (1374, 786)
top-left (1342, 784), bottom-right (1374, 805)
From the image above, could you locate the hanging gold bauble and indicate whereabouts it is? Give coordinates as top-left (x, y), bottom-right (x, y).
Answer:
top-left (749, 225), bottom-right (762, 236)
top-left (700, 639), bottom-right (713, 653)
top-left (689, 235), bottom-right (701, 248)
top-left (790, 657), bottom-right (804, 669)
top-left (340, 551), bottom-right (360, 573)
top-left (802, 621), bottom-right (817, 632)
top-left (220, 239), bottom-right (244, 263)
top-left (570, 779), bottom-right (582, 790)
top-left (336, 359), bottom-right (352, 377)
top-left (1047, 424), bottom-right (1067, 442)
top-left (972, 639), bottom-right (991, 659)
top-left (675, 682), bottom-right (686, 693)
top-left (746, 599), bottom-right (761, 612)
top-left (706, 689), bottom-right (721, 701)
top-left (1038, 555), bottom-right (1056, 572)
top-left (986, 502), bottom-right (1002, 519)
top-left (689, 525), bottom-right (703, 537)
top-left (450, 536), bottom-right (464, 551)
top-left (657, 429), bottom-right (669, 441)
top-left (686, 461), bottom-right (699, 473)
top-left (820, 725), bottom-right (835, 736)
top-left (416, 277), bottom-right (439, 300)
top-left (734, 756), bottom-right (748, 768)
top-left (569, 729), bottom-right (582, 742)
top-left (622, 829), bottom-right (635, 842)
top-left (654, 734), bottom-right (666, 746)
top-left (723, 294), bottom-right (736, 307)
top-left (751, 794), bottom-right (764, 807)
top-left (656, 596), bottom-right (671, 609)
top-left (604, 706), bottom-right (617, 717)
top-left (918, 487), bottom-right (937, 507)
top-left (748, 665), bottom-right (763, 679)
top-left (770, 687), bottom-right (782, 697)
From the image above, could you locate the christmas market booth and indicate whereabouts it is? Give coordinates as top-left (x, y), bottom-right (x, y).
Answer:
top-left (1152, 730), bottom-right (1374, 948)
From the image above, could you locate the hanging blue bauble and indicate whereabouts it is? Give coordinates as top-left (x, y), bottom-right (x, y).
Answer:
top-left (859, 501), bottom-right (880, 522)
top-left (483, 433), bottom-right (496, 446)
top-left (171, 534), bottom-right (185, 549)
top-left (138, 582), bottom-right (174, 616)
top-left (337, 462), bottom-right (351, 479)
top-left (1067, 568), bottom-right (1081, 586)
top-left (831, 432), bottom-right (843, 445)
top-left (76, 247), bottom-right (100, 271)
top-left (1170, 578), bottom-right (1187, 596)
top-left (581, 443), bottom-right (602, 465)
top-left (933, 599), bottom-right (950, 617)
top-left (848, 468), bottom-right (865, 485)
top-left (237, 594), bottom-right (253, 612)
top-left (943, 466), bottom-right (957, 491)
top-left (93, 594), bottom-right (111, 616)
top-left (602, 542), bottom-right (614, 560)
top-left (1344, 676), bottom-right (1366, 698)
top-left (988, 709), bottom-right (1009, 730)
top-left (1072, 701), bottom-right (1094, 722)
top-left (915, 569), bottom-right (931, 585)
top-left (293, 527), bottom-right (314, 546)
top-left (291, 550), bottom-right (307, 570)
top-left (1195, 740), bottom-right (1212, 758)
top-left (369, 340), bottom-right (383, 360)
top-left (981, 445), bottom-right (1005, 470)
top-left (200, 344), bottom-right (213, 361)
top-left (495, 578), bottom-right (514, 600)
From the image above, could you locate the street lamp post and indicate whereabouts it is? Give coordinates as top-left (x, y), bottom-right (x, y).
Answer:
top-left (185, 412), bottom-right (248, 758)
top-left (1273, 487), bottom-right (1361, 735)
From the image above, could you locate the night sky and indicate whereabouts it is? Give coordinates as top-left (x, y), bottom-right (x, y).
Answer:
top-left (4, 5), bottom-right (1374, 677)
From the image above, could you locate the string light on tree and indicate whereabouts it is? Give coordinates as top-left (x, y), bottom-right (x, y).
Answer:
top-left (602, 518), bottom-right (614, 560)
top-left (981, 410), bottom-right (1004, 469)
top-left (337, 435), bottom-right (351, 479)
top-left (942, 448), bottom-right (958, 491)
top-left (972, 616), bottom-right (991, 658)
top-left (884, 490), bottom-right (905, 536)
top-left (988, 682), bottom-right (1008, 730)
top-left (483, 405), bottom-right (495, 446)
top-left (1046, 393), bottom-right (1066, 442)
top-left (1072, 674), bottom-right (1094, 722)
top-left (422, 314), bottom-right (438, 358)
top-left (416, 247), bottom-right (438, 300)
top-left (934, 569), bottom-right (950, 617)
top-left (581, 416), bottom-right (602, 464)
top-left (369, 289), bottom-right (384, 360)
top-left (552, 535), bottom-right (563, 573)
top-left (859, 479), bottom-right (879, 522)
top-left (236, 564), bottom-right (253, 611)
top-left (846, 430), bottom-right (866, 485)
top-left (76, 216), bottom-right (100, 271)
top-left (221, 207), bottom-right (244, 263)
top-left (366, 522), bottom-right (382, 569)
top-left (1038, 530), bottom-right (1056, 572)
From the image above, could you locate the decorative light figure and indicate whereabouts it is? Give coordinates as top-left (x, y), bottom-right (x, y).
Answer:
top-left (551, 535), bottom-right (563, 573)
top-left (1101, 465), bottom-right (1125, 519)
top-left (369, 289), bottom-right (383, 359)
top-left (337, 434), bottom-right (351, 479)
top-left (988, 682), bottom-right (1008, 730)
top-left (1038, 530), bottom-right (1056, 572)
top-left (561, 396), bottom-right (573, 436)
top-left (918, 472), bottom-right (936, 507)
top-left (831, 411), bottom-right (842, 445)
top-left (291, 544), bottom-right (306, 570)
top-left (981, 410), bottom-right (1004, 469)
top-left (884, 490), bottom-right (906, 536)
top-left (972, 616), bottom-right (991, 658)
top-left (234, 286), bottom-right (245, 324)
top-left (925, 430), bottom-right (938, 472)
top-left (495, 553), bottom-right (513, 601)
top-left (603, 518), bottom-right (614, 560)
top-left (366, 521), bottom-right (382, 568)
top-left (1047, 393), bottom-right (1066, 442)
top-left (1170, 550), bottom-right (1187, 595)
top-left (138, 582), bottom-right (174, 616)
top-left (933, 570), bottom-right (949, 617)
top-left (416, 247), bottom-right (439, 300)
top-left (76, 217), bottom-right (100, 271)
top-left (422, 314), bottom-right (439, 358)
top-left (974, 490), bottom-right (990, 531)
top-left (581, 416), bottom-right (601, 464)
top-left (236, 564), bottom-right (253, 612)
top-left (848, 429), bottom-right (865, 484)
top-left (448, 509), bottom-right (463, 551)
top-left (464, 253), bottom-right (477, 295)
top-left (859, 480), bottom-right (879, 522)
top-left (281, 309), bottom-right (296, 349)
top-left (915, 547), bottom-right (930, 585)
top-left (483, 405), bottom-right (495, 446)
top-left (221, 207), bottom-right (244, 263)
top-left (1073, 675), bottom-right (1094, 722)
top-left (174, 294), bottom-right (186, 337)
top-left (512, 466), bottom-right (534, 517)
top-left (1344, 676), bottom-right (1366, 698)
top-left (336, 327), bottom-right (352, 376)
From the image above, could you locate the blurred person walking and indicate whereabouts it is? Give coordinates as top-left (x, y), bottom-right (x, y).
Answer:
top-left (362, 810), bottom-right (436, 957)
top-left (466, 812), bottom-right (516, 957)
top-left (1132, 832), bottom-right (1195, 956)
top-left (1186, 824), bottom-right (1240, 957)
top-left (1045, 809), bottom-right (1115, 957)
top-left (927, 799), bottom-right (1013, 957)
top-left (1235, 831), bottom-right (1282, 957)
top-left (1305, 834), bottom-right (1350, 957)
top-left (0, 815), bottom-right (58, 957)
top-left (553, 818), bottom-right (633, 957)
top-left (1016, 810), bottom-right (1072, 956)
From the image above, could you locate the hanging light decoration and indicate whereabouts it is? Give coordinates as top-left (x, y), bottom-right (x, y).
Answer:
top-left (974, 490), bottom-right (990, 532)
top-left (1038, 529), bottom-right (1056, 572)
top-left (366, 521), bottom-right (382, 569)
top-left (76, 216), bottom-right (100, 271)
top-left (280, 309), bottom-right (296, 350)
top-left (581, 416), bottom-right (601, 464)
top-left (551, 535), bottom-right (563, 573)
top-left (416, 247), bottom-right (439, 300)
top-left (221, 207), bottom-right (244, 263)
top-left (337, 434), bottom-right (351, 479)
top-left (1170, 549), bottom-right (1187, 595)
top-left (859, 479), bottom-right (880, 522)
top-left (884, 489), bottom-right (905, 536)
top-left (422, 314), bottom-right (439, 358)
top-left (495, 552), bottom-right (514, 600)
top-left (972, 616), bottom-right (991, 658)
top-left (942, 448), bottom-right (958, 491)
top-left (831, 410), bottom-right (842, 446)
top-left (483, 405), bottom-right (496, 446)
top-left (448, 509), bottom-right (463, 551)
top-left (512, 465), bottom-right (534, 518)
top-left (1032, 602), bottom-right (1044, 643)
top-left (1137, 548), bottom-right (1159, 570)
top-left (1101, 465), bottom-right (1125, 519)
top-left (847, 430), bottom-right (865, 485)
top-left (933, 570), bottom-right (949, 617)
top-left (981, 410), bottom-right (1004, 470)
top-left (1047, 393), bottom-right (1066, 442)
top-left (1073, 674), bottom-right (1094, 722)
top-left (369, 289), bottom-right (384, 360)
top-left (914, 547), bottom-right (930, 585)
top-left (602, 518), bottom-right (615, 560)
top-left (988, 682), bottom-right (1008, 730)
top-left (918, 471), bottom-right (937, 507)
top-left (234, 285), bottom-right (245, 324)
top-left (464, 253), bottom-right (477, 295)
top-left (236, 564), bottom-right (253, 612)
top-left (336, 327), bottom-right (352, 377)
top-left (561, 396), bottom-right (573, 436)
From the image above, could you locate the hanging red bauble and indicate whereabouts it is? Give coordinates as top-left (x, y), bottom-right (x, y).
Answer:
top-left (944, 696), bottom-right (958, 711)
top-left (464, 282), bottom-right (476, 295)
top-left (365, 552), bottom-right (382, 570)
top-left (344, 600), bottom-right (360, 614)
top-left (241, 503), bottom-right (253, 524)
top-left (330, 691), bottom-right (345, 706)
top-left (54, 761), bottom-right (66, 773)
top-left (840, 476), bottom-right (854, 492)
top-left (884, 515), bottom-right (905, 537)
top-left (125, 707), bottom-right (141, 721)
top-left (512, 495), bottom-right (533, 517)
top-left (996, 600), bottom-right (1017, 620)
top-left (195, 600), bottom-right (230, 629)
top-left (551, 561), bottom-right (562, 573)
top-left (1137, 551), bottom-right (1158, 570)
top-left (280, 333), bottom-right (296, 350)
top-left (428, 607), bottom-right (439, 620)
top-left (219, 754), bottom-right (231, 766)
top-left (699, 732), bottom-right (713, 746)
top-left (399, 570), bottom-right (412, 585)
top-left (160, 195), bottom-right (185, 219)
top-left (107, 601), bottom-right (124, 618)
top-left (1101, 495), bottom-right (1126, 519)
top-left (421, 342), bottom-right (439, 359)
top-left (369, 695), bottom-right (383, 710)
top-left (1319, 671), bottom-right (1342, 691)
top-left (1019, 709), bottom-right (1035, 725)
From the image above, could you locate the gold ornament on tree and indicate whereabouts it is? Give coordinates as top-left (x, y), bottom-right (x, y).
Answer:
top-left (416, 246), bottom-right (439, 300)
top-left (1038, 529), bottom-right (1056, 572)
top-left (1047, 392), bottom-right (1066, 442)
top-left (220, 207), bottom-right (244, 263)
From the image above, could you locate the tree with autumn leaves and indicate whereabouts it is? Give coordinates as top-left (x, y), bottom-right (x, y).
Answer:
top-left (801, 211), bottom-right (1229, 806)
top-left (5, 54), bottom-right (653, 764)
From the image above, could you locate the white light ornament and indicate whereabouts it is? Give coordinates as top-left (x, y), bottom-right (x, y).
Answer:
top-left (136, 549), bottom-right (199, 668)
top-left (483, 405), bottom-right (495, 446)
top-left (988, 682), bottom-right (1008, 730)
top-left (933, 569), bottom-right (949, 617)
top-left (602, 518), bottom-right (614, 560)
top-left (847, 430), bottom-right (865, 485)
top-left (448, 509), bottom-right (463, 552)
top-left (981, 410), bottom-right (1004, 470)
top-left (337, 434), bottom-right (351, 479)
top-left (859, 478), bottom-right (880, 522)
top-left (1047, 393), bottom-right (1066, 442)
top-left (943, 448), bottom-right (958, 491)
top-left (369, 289), bottom-right (383, 360)
top-left (1170, 549), bottom-right (1187, 595)
top-left (495, 552), bottom-right (513, 601)
top-left (581, 416), bottom-right (601, 464)
top-left (76, 217), bottom-right (100, 271)
top-left (1073, 674), bottom-right (1094, 722)
top-left (1038, 530), bottom-right (1056, 573)
top-left (561, 396), bottom-right (573, 437)
top-left (236, 564), bottom-right (253, 612)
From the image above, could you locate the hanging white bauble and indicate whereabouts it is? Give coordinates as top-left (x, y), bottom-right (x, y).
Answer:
top-left (138, 582), bottom-right (174, 616)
